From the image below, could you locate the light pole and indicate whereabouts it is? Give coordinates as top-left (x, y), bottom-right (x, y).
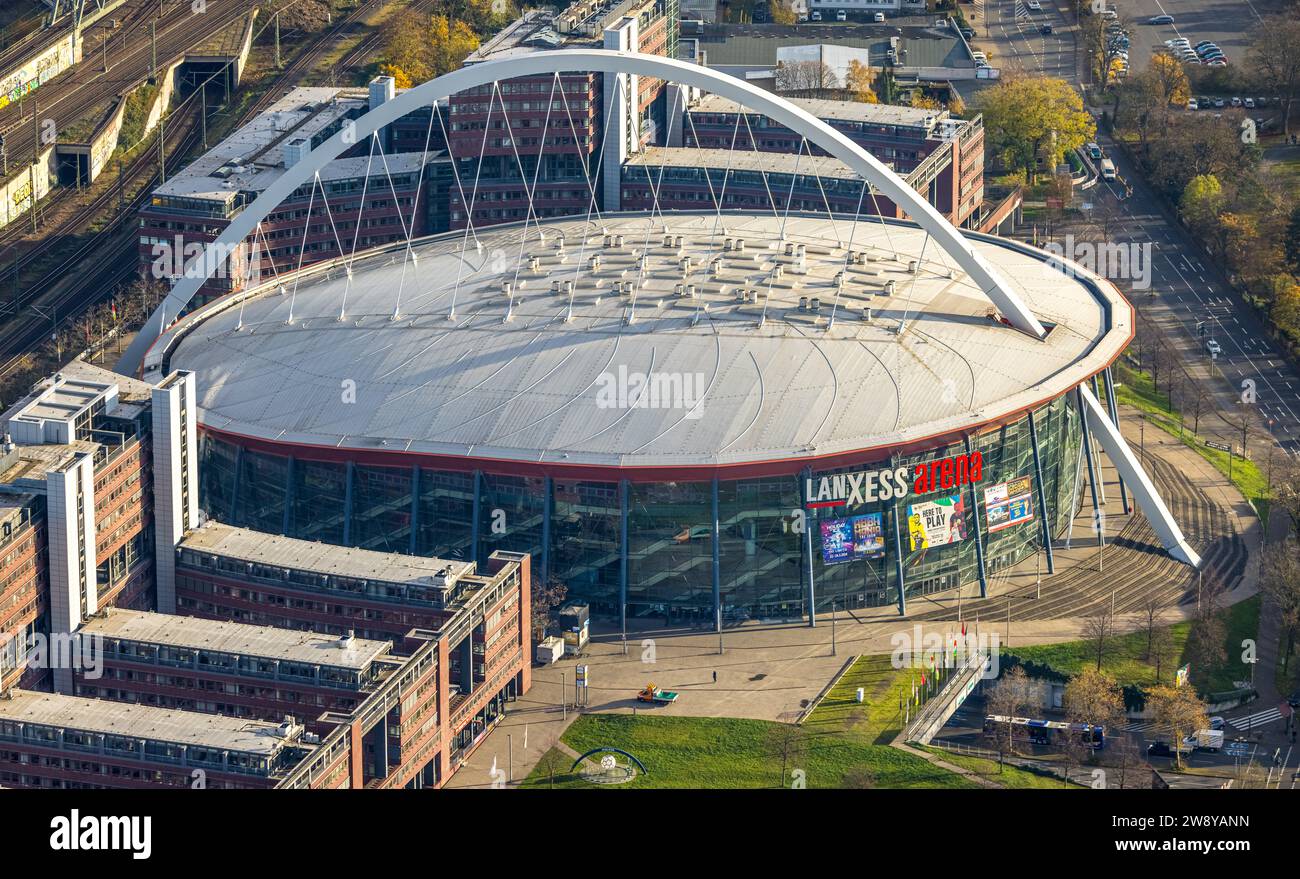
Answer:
top-left (831, 599), bottom-right (837, 656)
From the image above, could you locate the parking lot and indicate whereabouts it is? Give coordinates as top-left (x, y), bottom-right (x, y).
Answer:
top-left (1100, 0), bottom-right (1266, 71)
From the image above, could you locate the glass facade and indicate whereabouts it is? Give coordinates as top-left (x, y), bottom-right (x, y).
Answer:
top-left (198, 393), bottom-right (1086, 624)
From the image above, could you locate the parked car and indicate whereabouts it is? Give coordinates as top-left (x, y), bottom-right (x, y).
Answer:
top-left (836, 9), bottom-right (846, 20)
top-left (1230, 96), bottom-right (1243, 107)
top-left (1149, 13), bottom-right (1175, 24)
top-left (1186, 98), bottom-right (1198, 110)
top-left (810, 10), bottom-right (822, 20)
top-left (960, 26), bottom-right (975, 38)
top-left (875, 11), bottom-right (887, 22)
top-left (1213, 97), bottom-right (1226, 108)
top-left (1207, 58), bottom-right (1228, 67)
top-left (1244, 97), bottom-right (1255, 108)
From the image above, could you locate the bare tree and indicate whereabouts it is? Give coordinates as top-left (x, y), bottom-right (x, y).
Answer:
top-left (985, 666), bottom-right (1034, 765)
top-left (1150, 624), bottom-right (1175, 685)
top-left (1247, 15), bottom-right (1300, 136)
top-left (766, 721), bottom-right (806, 788)
top-left (1102, 732), bottom-right (1147, 789)
top-left (775, 59), bottom-right (840, 97)
top-left (1259, 541), bottom-right (1300, 678)
top-left (1082, 605), bottom-right (1114, 672)
top-left (1142, 597), bottom-right (1163, 661)
top-left (1061, 667), bottom-right (1125, 786)
top-left (1272, 455), bottom-right (1300, 542)
top-left (1147, 685), bottom-right (1209, 770)
top-left (531, 576), bottom-right (568, 641)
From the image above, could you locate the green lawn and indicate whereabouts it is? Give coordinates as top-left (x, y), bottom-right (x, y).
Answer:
top-left (1114, 360), bottom-right (1270, 522)
top-left (1008, 595), bottom-right (1259, 694)
top-left (802, 654), bottom-right (920, 744)
top-left (520, 714), bottom-right (982, 789)
top-left (1262, 150), bottom-right (1300, 193)
top-left (919, 747), bottom-right (1084, 789)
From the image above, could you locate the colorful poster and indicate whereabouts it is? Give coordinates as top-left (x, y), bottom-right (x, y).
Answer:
top-left (820, 518), bottom-right (854, 565)
top-left (820, 513), bottom-right (887, 565)
top-left (852, 513), bottom-right (886, 560)
top-left (907, 495), bottom-right (966, 551)
top-left (984, 475), bottom-right (1035, 533)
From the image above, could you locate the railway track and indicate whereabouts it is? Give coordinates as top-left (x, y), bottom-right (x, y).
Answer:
top-left (0, 1), bottom-right (410, 378)
top-left (0, 0), bottom-right (261, 255)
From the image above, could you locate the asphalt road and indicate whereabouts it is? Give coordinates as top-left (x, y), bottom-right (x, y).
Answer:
top-left (980, 0), bottom-right (1077, 79)
top-left (1094, 138), bottom-right (1300, 454)
top-left (939, 699), bottom-right (1300, 787)
top-left (975, 0), bottom-right (1300, 455)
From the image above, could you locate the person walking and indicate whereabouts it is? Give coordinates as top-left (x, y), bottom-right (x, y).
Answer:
top-left (712, 670), bottom-right (717, 684)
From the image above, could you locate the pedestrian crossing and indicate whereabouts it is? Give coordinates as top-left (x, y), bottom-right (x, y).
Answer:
top-left (1126, 708), bottom-right (1287, 733)
top-left (1227, 707), bottom-right (1284, 731)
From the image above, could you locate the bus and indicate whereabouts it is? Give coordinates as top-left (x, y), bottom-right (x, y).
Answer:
top-left (983, 715), bottom-right (1106, 750)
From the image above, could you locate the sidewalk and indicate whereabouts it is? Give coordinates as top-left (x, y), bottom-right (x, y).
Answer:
top-left (445, 401), bottom-right (1262, 788)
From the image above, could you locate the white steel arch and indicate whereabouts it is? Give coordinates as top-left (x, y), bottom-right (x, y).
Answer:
top-left (118, 49), bottom-right (1047, 377)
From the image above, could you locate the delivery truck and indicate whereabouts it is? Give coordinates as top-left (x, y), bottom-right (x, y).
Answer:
top-left (1182, 729), bottom-right (1224, 752)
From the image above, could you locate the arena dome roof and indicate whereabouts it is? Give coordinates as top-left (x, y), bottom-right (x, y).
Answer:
top-left (162, 212), bottom-right (1132, 475)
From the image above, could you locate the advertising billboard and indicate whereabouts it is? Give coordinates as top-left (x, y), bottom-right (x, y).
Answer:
top-left (984, 475), bottom-right (1035, 533)
top-left (906, 495), bottom-right (966, 551)
top-left (819, 513), bottom-right (886, 565)
top-left (852, 513), bottom-right (886, 560)
top-left (820, 518), bottom-right (854, 565)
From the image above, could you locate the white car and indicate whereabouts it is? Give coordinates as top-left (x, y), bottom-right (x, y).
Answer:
top-left (873, 11), bottom-right (885, 21)
top-left (1026, 0), bottom-right (1042, 9)
top-left (1205, 339), bottom-right (1222, 356)
top-left (836, 9), bottom-right (846, 20)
